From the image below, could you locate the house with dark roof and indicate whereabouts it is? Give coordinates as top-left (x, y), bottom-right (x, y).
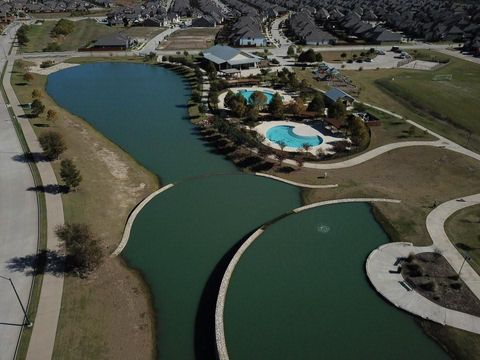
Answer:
top-left (203, 44), bottom-right (262, 70)
top-left (192, 15), bottom-right (217, 27)
top-left (90, 33), bottom-right (132, 50)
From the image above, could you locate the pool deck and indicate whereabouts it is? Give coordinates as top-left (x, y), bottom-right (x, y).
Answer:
top-left (254, 120), bottom-right (346, 155)
top-left (217, 87), bottom-right (293, 110)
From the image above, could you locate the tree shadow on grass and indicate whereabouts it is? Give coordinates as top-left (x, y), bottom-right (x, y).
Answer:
top-left (27, 184), bottom-right (68, 194)
top-left (7, 250), bottom-right (67, 277)
top-left (194, 230), bottom-right (255, 360)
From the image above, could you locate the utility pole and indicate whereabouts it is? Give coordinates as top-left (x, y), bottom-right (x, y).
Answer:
top-left (0, 275), bottom-right (32, 327)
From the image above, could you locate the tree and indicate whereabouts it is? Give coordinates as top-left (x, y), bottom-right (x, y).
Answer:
top-left (55, 223), bottom-right (103, 276)
top-left (46, 110), bottom-right (58, 122)
top-left (230, 97), bottom-right (247, 118)
top-left (31, 99), bottom-right (45, 116)
top-left (302, 143), bottom-right (312, 153)
top-left (23, 72), bottom-right (33, 82)
top-left (17, 25), bottom-right (29, 46)
top-left (340, 52), bottom-right (347, 59)
top-left (268, 92), bottom-right (284, 117)
top-left (250, 91), bottom-right (267, 110)
top-left (348, 116), bottom-right (370, 147)
top-left (205, 61), bottom-right (217, 79)
top-left (307, 92), bottom-right (325, 116)
top-left (244, 104), bottom-right (259, 122)
top-left (287, 45), bottom-right (295, 57)
top-left (298, 49), bottom-right (317, 63)
top-left (327, 100), bottom-right (347, 122)
top-left (315, 52), bottom-right (323, 62)
top-left (60, 159), bottom-right (82, 190)
top-left (32, 89), bottom-right (42, 98)
top-left (288, 98), bottom-right (306, 116)
top-left (38, 131), bottom-right (66, 160)
top-left (191, 90), bottom-right (202, 103)
top-left (51, 19), bottom-right (75, 37)
top-left (288, 72), bottom-right (300, 91)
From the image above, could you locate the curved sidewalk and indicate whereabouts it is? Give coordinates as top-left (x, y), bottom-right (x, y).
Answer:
top-left (215, 198), bottom-right (401, 360)
top-left (112, 174), bottom-right (339, 257)
top-left (367, 194), bottom-right (480, 334)
top-left (4, 49), bottom-right (65, 360)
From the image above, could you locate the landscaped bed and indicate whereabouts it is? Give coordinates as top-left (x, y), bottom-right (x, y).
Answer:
top-left (402, 252), bottom-right (480, 317)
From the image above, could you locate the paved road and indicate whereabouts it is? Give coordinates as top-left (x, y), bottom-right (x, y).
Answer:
top-left (0, 22), bottom-right (38, 360)
top-left (139, 26), bottom-right (180, 55)
top-left (2, 43), bottom-right (65, 360)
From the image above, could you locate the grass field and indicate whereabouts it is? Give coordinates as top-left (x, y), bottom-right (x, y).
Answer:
top-left (12, 60), bottom-right (158, 359)
top-left (339, 51), bottom-right (480, 152)
top-left (294, 68), bottom-right (435, 156)
top-left (21, 20), bottom-right (163, 52)
top-left (445, 205), bottom-right (480, 274)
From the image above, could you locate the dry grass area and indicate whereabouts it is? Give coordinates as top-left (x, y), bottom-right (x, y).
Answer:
top-left (264, 146), bottom-right (480, 246)
top-left (12, 60), bottom-right (158, 359)
top-left (321, 50), bottom-right (376, 63)
top-left (160, 27), bottom-right (220, 50)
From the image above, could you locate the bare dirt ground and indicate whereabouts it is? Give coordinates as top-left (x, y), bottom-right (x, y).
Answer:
top-left (160, 27), bottom-right (220, 50)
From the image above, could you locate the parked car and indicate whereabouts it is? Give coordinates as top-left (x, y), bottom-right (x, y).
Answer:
top-left (376, 50), bottom-right (385, 55)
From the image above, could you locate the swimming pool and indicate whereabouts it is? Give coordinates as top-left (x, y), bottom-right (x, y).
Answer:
top-left (266, 125), bottom-right (323, 148)
top-left (239, 89), bottom-right (275, 104)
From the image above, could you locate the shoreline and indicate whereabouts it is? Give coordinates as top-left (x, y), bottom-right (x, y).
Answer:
top-left (16, 56), bottom-right (160, 359)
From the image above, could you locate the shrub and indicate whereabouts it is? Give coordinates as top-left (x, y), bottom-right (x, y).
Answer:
top-left (40, 60), bottom-right (55, 68)
top-left (23, 72), bottom-right (33, 82)
top-left (298, 49), bottom-right (317, 63)
top-left (44, 42), bottom-right (61, 52)
top-left (46, 109), bottom-right (58, 122)
top-left (450, 282), bottom-right (462, 290)
top-left (419, 281), bottom-right (436, 292)
top-left (31, 99), bottom-right (45, 116)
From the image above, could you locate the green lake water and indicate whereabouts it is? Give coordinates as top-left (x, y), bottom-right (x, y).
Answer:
top-left (225, 203), bottom-right (448, 359)
top-left (46, 63), bottom-right (447, 359)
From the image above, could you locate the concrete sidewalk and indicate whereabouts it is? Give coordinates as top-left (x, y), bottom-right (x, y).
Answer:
top-left (3, 45), bottom-right (65, 360)
top-left (367, 194), bottom-right (480, 334)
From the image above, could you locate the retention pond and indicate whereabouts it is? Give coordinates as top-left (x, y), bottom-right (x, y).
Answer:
top-left (47, 62), bottom-right (447, 359)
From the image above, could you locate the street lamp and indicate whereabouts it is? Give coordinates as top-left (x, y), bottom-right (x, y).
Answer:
top-left (458, 250), bottom-right (471, 276)
top-left (0, 275), bottom-right (32, 327)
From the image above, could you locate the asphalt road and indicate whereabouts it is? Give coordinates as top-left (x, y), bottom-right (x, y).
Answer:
top-left (0, 22), bottom-right (38, 360)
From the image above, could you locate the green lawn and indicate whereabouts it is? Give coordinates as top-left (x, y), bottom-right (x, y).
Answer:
top-left (20, 20), bottom-right (164, 53)
top-left (445, 205), bottom-right (480, 275)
